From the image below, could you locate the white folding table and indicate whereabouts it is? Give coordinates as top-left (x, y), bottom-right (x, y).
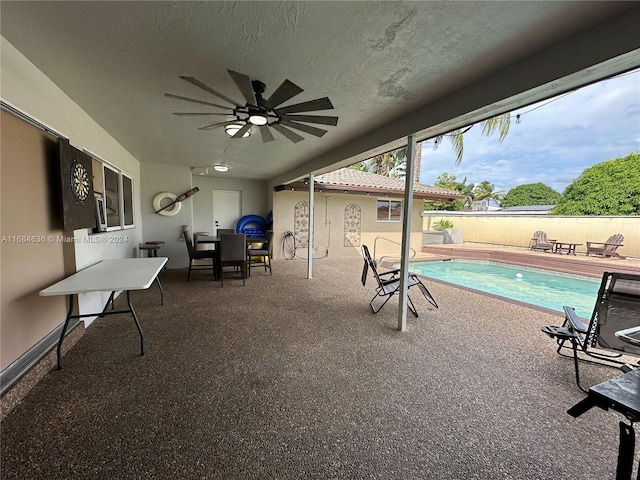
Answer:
top-left (40, 257), bottom-right (167, 369)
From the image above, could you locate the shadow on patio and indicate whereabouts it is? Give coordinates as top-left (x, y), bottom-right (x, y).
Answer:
top-left (1, 256), bottom-right (636, 479)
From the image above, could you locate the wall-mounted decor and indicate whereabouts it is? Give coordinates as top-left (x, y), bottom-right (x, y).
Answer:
top-left (59, 139), bottom-right (95, 231)
top-left (344, 203), bottom-right (361, 247)
top-left (153, 187), bottom-right (199, 216)
top-left (294, 201), bottom-right (309, 248)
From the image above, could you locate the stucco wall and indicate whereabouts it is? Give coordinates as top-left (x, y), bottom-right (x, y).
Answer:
top-left (192, 176), bottom-right (270, 237)
top-left (1, 36), bottom-right (144, 370)
top-left (422, 213), bottom-right (640, 259)
top-left (273, 190), bottom-right (425, 260)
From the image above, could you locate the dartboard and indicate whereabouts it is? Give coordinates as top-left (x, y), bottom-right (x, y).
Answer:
top-left (70, 159), bottom-right (90, 204)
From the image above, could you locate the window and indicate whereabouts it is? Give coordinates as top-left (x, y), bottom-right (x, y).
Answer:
top-left (377, 199), bottom-right (402, 222)
top-left (87, 150), bottom-right (134, 231)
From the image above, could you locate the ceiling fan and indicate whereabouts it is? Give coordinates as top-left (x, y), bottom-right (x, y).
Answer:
top-left (165, 70), bottom-right (338, 143)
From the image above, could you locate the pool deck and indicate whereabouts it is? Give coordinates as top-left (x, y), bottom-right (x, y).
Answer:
top-left (416, 243), bottom-right (640, 278)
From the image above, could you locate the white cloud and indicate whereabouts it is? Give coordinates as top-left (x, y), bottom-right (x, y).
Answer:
top-left (419, 69), bottom-right (640, 194)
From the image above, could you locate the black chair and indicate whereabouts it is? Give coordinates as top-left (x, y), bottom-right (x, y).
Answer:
top-left (183, 229), bottom-right (217, 281)
top-left (541, 272), bottom-right (640, 392)
top-left (360, 245), bottom-right (437, 317)
top-left (219, 233), bottom-right (248, 286)
top-left (247, 230), bottom-right (273, 276)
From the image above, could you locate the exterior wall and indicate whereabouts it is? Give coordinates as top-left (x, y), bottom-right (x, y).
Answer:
top-left (422, 213), bottom-right (640, 259)
top-left (192, 176), bottom-right (270, 237)
top-left (1, 37), bottom-right (144, 370)
top-left (273, 190), bottom-right (425, 260)
top-left (139, 167), bottom-right (270, 269)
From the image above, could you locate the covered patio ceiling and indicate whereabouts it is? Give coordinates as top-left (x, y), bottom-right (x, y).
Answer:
top-left (1, 2), bottom-right (639, 185)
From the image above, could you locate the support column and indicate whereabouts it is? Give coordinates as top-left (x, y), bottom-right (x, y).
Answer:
top-left (307, 173), bottom-right (315, 279)
top-left (398, 135), bottom-right (417, 331)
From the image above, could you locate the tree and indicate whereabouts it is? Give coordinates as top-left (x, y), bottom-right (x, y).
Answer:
top-left (551, 152), bottom-right (640, 215)
top-left (472, 181), bottom-right (504, 206)
top-left (502, 183), bottom-right (561, 207)
top-left (351, 146), bottom-right (407, 178)
top-left (432, 113), bottom-right (511, 164)
top-left (432, 172), bottom-right (474, 210)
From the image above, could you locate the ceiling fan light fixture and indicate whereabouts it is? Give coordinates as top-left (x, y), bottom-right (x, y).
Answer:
top-left (224, 123), bottom-right (250, 138)
top-left (248, 113), bottom-right (268, 126)
top-left (213, 164), bottom-right (229, 172)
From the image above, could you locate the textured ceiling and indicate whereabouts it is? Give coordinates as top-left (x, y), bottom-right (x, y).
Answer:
top-left (1, 1), bottom-right (638, 183)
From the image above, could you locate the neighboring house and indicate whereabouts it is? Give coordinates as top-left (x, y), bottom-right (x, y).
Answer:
top-left (272, 168), bottom-right (463, 258)
top-left (499, 205), bottom-right (555, 214)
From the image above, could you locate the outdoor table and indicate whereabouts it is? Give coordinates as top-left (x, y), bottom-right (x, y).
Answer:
top-left (553, 242), bottom-right (582, 255)
top-left (568, 367), bottom-right (640, 479)
top-left (197, 235), bottom-right (265, 245)
top-left (40, 257), bottom-right (167, 369)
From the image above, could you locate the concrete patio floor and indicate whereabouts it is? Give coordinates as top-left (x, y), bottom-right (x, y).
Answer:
top-left (1, 255), bottom-right (638, 479)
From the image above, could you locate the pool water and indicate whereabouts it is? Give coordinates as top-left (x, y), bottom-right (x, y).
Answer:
top-left (403, 260), bottom-right (600, 318)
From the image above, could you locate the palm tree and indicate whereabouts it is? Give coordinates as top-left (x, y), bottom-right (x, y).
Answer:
top-left (433, 113), bottom-right (511, 164)
top-left (352, 112), bottom-right (511, 177)
top-left (473, 180), bottom-right (504, 206)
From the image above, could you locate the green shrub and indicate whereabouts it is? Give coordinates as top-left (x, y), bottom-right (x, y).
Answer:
top-left (432, 219), bottom-right (454, 231)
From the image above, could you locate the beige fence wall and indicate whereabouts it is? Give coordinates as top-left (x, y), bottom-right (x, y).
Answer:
top-left (422, 213), bottom-right (640, 259)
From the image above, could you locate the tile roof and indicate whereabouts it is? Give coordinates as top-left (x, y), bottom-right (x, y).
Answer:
top-left (310, 168), bottom-right (463, 200)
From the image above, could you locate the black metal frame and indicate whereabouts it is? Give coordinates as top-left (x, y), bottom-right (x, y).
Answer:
top-left (360, 245), bottom-right (438, 317)
top-left (541, 271), bottom-right (639, 392)
top-left (57, 290), bottom-right (144, 369)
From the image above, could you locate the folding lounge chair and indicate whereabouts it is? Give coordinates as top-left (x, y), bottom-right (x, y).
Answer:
top-left (531, 230), bottom-right (554, 252)
top-left (360, 245), bottom-right (438, 317)
top-left (586, 233), bottom-right (625, 259)
top-left (541, 272), bottom-right (640, 392)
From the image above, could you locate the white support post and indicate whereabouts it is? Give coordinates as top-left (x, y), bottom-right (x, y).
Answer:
top-left (398, 135), bottom-right (417, 331)
top-left (307, 173), bottom-right (315, 279)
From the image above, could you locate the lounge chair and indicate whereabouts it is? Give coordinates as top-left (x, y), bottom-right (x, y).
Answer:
top-left (541, 271), bottom-right (640, 392)
top-left (360, 245), bottom-right (437, 317)
top-left (531, 230), bottom-right (554, 252)
top-left (586, 233), bottom-right (625, 259)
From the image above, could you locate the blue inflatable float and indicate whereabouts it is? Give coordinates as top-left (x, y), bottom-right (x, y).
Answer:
top-left (236, 215), bottom-right (266, 236)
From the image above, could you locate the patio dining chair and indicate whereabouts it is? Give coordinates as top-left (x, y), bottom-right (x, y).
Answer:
top-left (183, 228), bottom-right (218, 281)
top-left (219, 233), bottom-right (248, 286)
top-left (247, 230), bottom-right (273, 276)
top-left (360, 245), bottom-right (437, 317)
top-left (541, 271), bottom-right (640, 392)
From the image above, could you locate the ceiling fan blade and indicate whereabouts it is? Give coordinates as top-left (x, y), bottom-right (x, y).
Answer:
top-left (165, 93), bottom-right (233, 110)
top-left (265, 79), bottom-right (304, 109)
top-left (227, 70), bottom-right (257, 106)
top-left (279, 120), bottom-right (328, 138)
top-left (179, 76), bottom-right (242, 107)
top-left (259, 125), bottom-right (275, 143)
top-left (274, 97), bottom-right (334, 114)
top-left (281, 114), bottom-right (339, 126)
top-left (198, 120), bottom-right (234, 131)
top-left (173, 112), bottom-right (235, 117)
top-left (232, 123), bottom-right (252, 139)
top-left (271, 123), bottom-right (305, 143)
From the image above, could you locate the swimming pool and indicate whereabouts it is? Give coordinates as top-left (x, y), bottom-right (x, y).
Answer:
top-left (402, 260), bottom-right (600, 318)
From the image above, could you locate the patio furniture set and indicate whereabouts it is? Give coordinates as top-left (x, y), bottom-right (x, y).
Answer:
top-left (531, 231), bottom-right (625, 258)
top-left (183, 227), bottom-right (273, 285)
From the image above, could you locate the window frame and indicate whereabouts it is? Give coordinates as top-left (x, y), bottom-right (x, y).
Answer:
top-left (86, 149), bottom-right (135, 232)
top-left (376, 198), bottom-right (403, 223)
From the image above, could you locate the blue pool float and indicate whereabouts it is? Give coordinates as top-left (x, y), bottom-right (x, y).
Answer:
top-left (236, 215), bottom-right (266, 236)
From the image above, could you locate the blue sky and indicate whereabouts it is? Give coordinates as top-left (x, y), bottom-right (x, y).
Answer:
top-left (419, 69), bottom-right (640, 195)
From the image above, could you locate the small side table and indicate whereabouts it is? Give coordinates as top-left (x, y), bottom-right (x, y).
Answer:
top-left (140, 241), bottom-right (165, 258)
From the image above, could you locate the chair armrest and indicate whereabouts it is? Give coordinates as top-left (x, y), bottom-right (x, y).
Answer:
top-left (586, 241), bottom-right (605, 247)
top-left (563, 306), bottom-right (588, 334)
top-left (378, 268), bottom-right (401, 278)
top-left (615, 326), bottom-right (640, 347)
